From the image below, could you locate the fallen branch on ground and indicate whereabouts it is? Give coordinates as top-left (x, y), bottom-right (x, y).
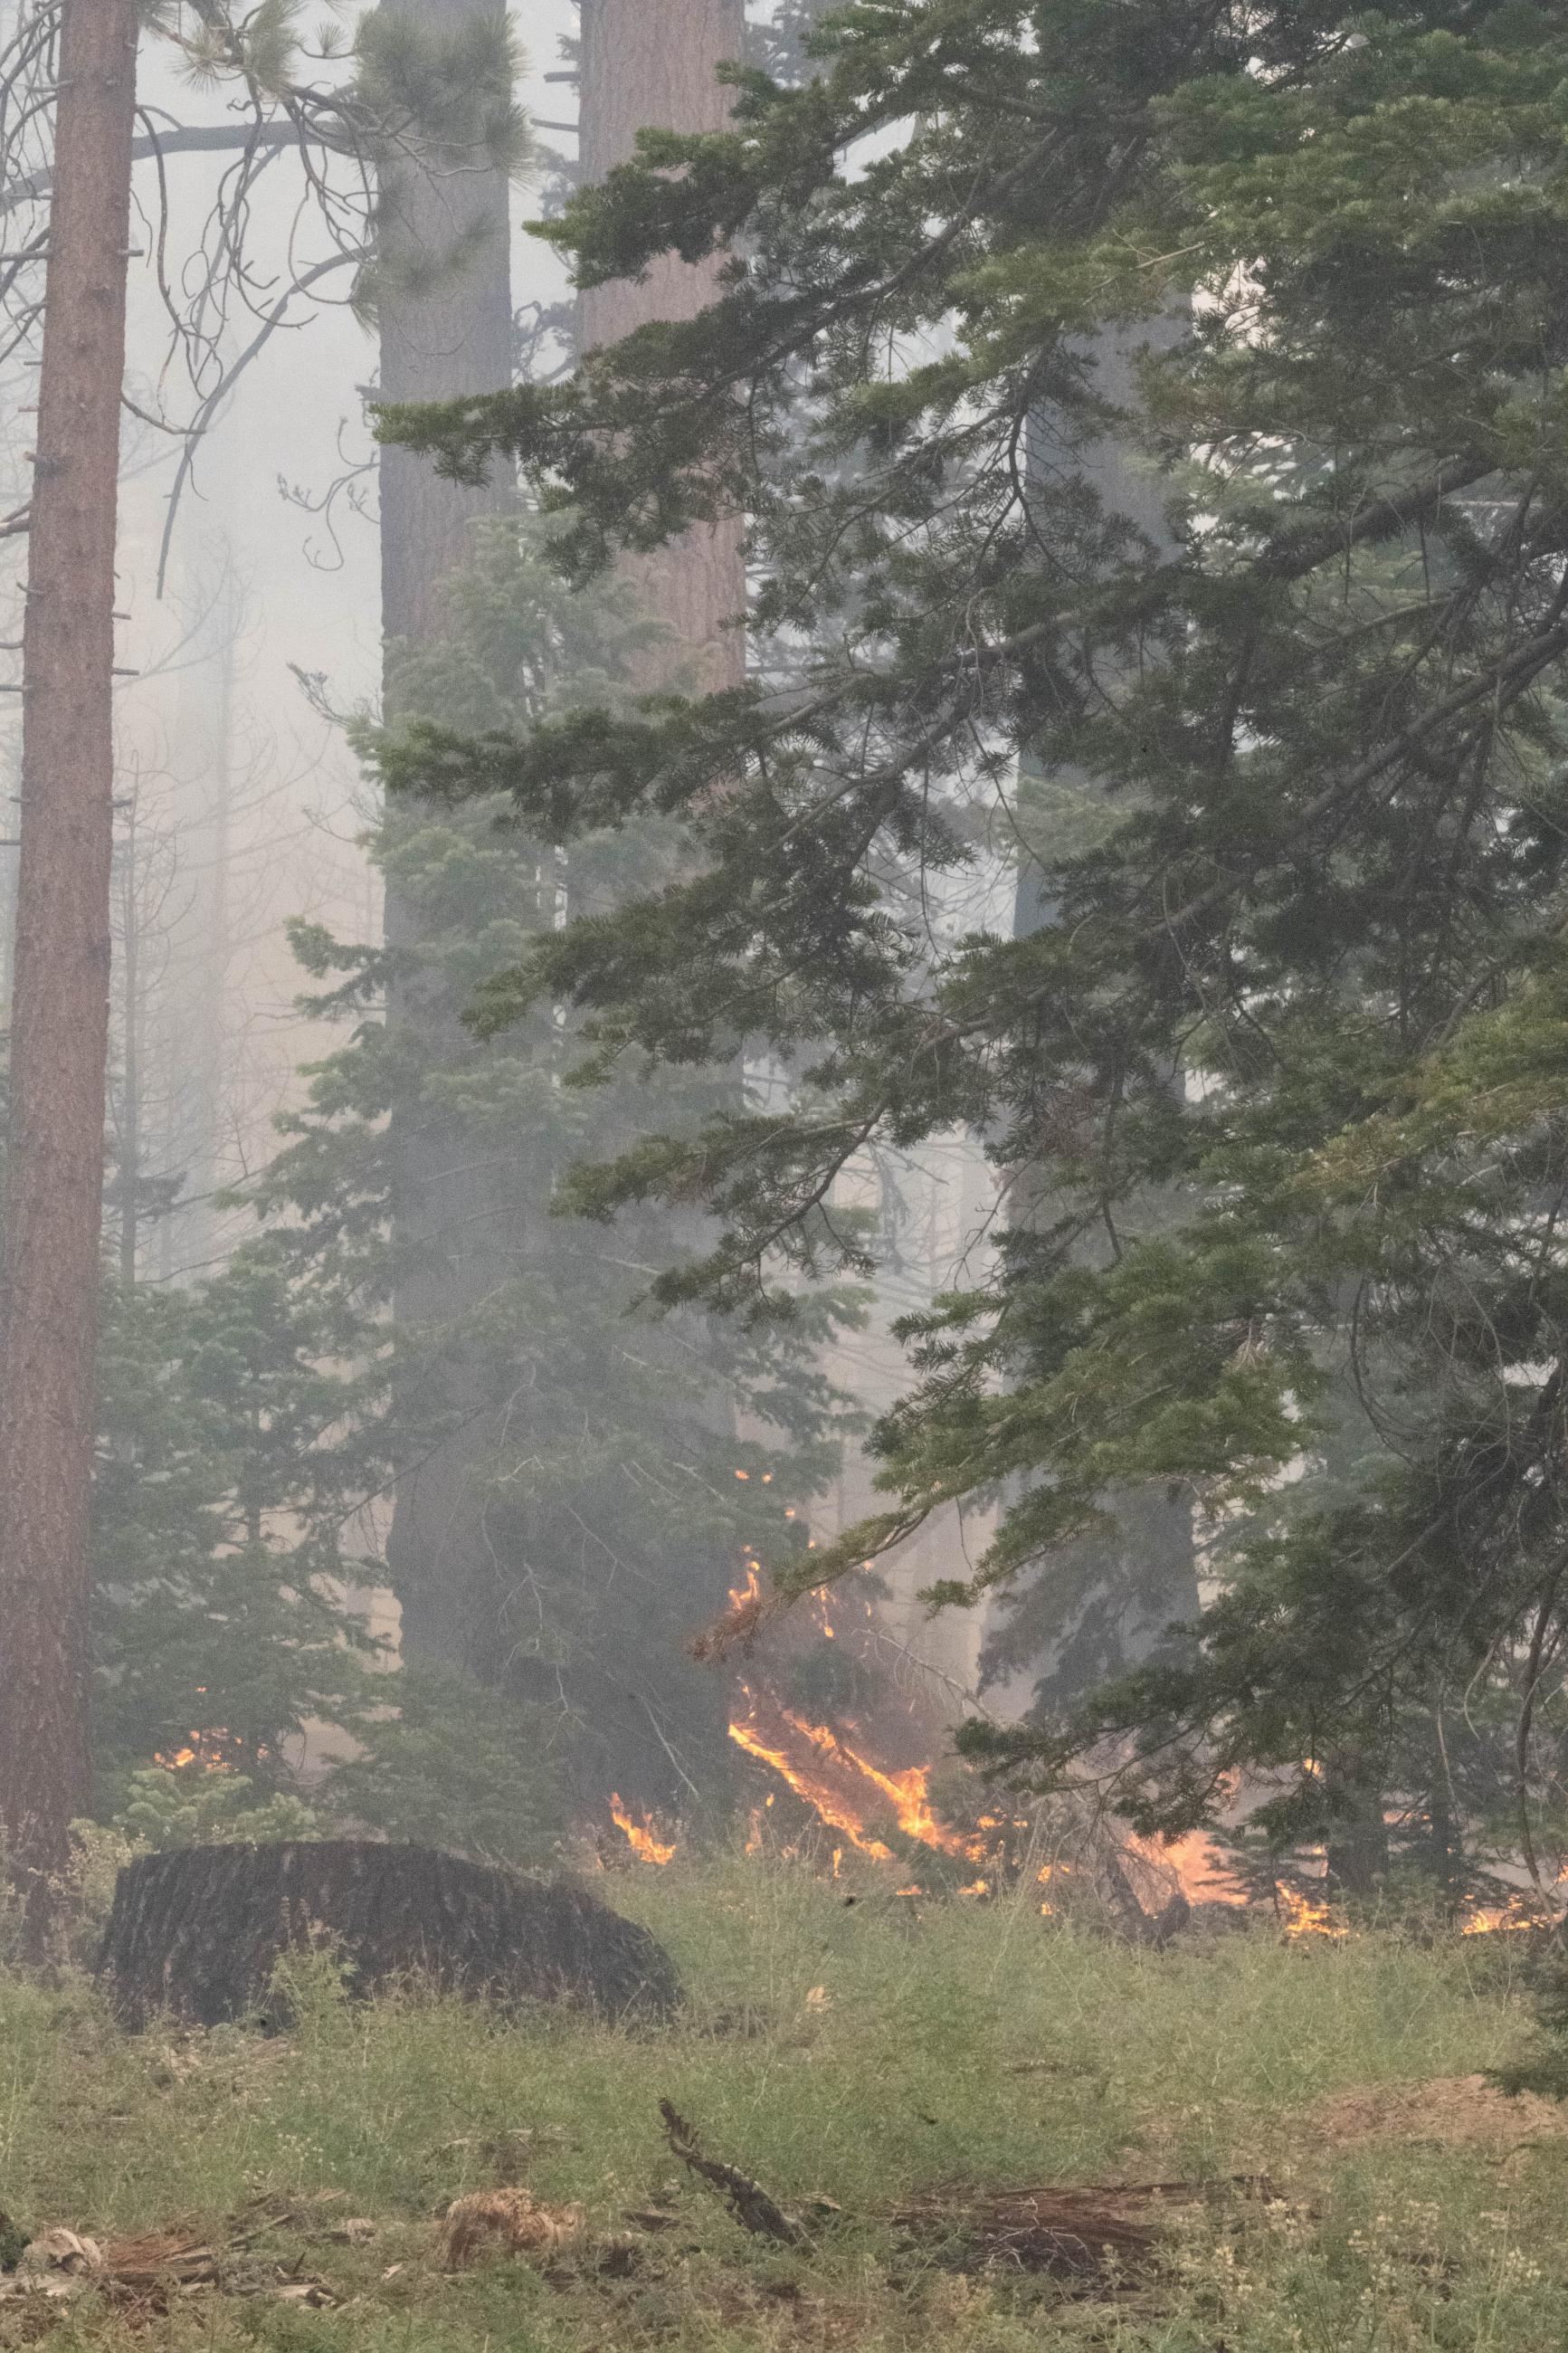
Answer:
top-left (658, 2100), bottom-right (811, 2247)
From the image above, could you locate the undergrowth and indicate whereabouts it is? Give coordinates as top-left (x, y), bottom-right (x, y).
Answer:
top-left (0, 1853), bottom-right (1562, 2350)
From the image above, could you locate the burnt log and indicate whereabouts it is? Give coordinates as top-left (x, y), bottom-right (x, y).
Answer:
top-left (97, 1842), bottom-right (679, 2029)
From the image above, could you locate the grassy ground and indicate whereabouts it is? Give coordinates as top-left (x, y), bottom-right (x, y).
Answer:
top-left (1, 1853), bottom-right (1564, 2350)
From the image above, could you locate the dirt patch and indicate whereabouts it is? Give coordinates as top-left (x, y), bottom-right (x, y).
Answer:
top-left (1310, 2074), bottom-right (1568, 2151)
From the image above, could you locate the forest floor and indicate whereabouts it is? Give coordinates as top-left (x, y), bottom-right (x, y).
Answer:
top-left (2, 1853), bottom-right (1565, 2351)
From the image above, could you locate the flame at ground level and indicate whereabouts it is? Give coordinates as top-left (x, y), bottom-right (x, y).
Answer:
top-left (727, 1685), bottom-right (979, 1861)
top-left (609, 1794), bottom-right (677, 1866)
top-left (1460, 1901), bottom-right (1552, 1935)
top-left (728, 1700), bottom-right (894, 1861)
top-left (1276, 1881), bottom-right (1348, 1939)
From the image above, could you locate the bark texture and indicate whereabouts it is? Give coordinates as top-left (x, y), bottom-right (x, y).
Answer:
top-left (578, 0), bottom-right (746, 693)
top-left (0, 0), bottom-right (138, 1896)
top-left (376, 0), bottom-right (515, 655)
top-left (97, 1840), bottom-right (679, 2027)
top-left (378, 0), bottom-right (519, 1672)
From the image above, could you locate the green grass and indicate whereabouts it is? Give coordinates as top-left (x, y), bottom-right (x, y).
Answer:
top-left (0, 1853), bottom-right (1563, 2351)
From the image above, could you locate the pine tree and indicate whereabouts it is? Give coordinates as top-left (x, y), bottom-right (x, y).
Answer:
top-left (91, 1251), bottom-right (384, 1794)
top-left (261, 514), bottom-right (848, 1817)
top-left (377, 0), bottom-right (1568, 1870)
top-left (0, 0), bottom-right (527, 1910)
top-left (271, 0), bottom-right (848, 1821)
top-left (364, 0), bottom-right (529, 1673)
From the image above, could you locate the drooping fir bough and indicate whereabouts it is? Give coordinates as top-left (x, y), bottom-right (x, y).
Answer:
top-left (378, 1), bottom-right (1568, 1867)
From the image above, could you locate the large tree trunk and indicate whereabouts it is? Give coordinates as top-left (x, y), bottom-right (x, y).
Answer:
top-left (578, 0), bottom-right (746, 695)
top-left (530, 0), bottom-right (748, 1814)
top-left (377, 0), bottom-right (519, 1672)
top-left (382, 4), bottom-right (749, 1810)
top-left (97, 1841), bottom-right (679, 2026)
top-left (0, 0), bottom-right (138, 1912)
top-left (376, 0), bottom-right (515, 658)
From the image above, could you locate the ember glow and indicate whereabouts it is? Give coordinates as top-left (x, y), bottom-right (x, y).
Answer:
top-left (609, 1793), bottom-right (677, 1865)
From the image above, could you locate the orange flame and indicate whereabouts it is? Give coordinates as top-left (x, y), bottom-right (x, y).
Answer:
top-left (153, 1729), bottom-right (242, 1772)
top-left (727, 1685), bottom-right (979, 1862)
top-left (832, 1739), bottom-right (977, 1858)
top-left (1134, 1829), bottom-right (1249, 1908)
top-left (1459, 1900), bottom-right (1548, 1936)
top-left (609, 1794), bottom-right (677, 1866)
top-left (727, 1703), bottom-right (894, 1859)
top-left (1276, 1880), bottom-right (1347, 1939)
top-left (696, 1562), bottom-right (769, 1662)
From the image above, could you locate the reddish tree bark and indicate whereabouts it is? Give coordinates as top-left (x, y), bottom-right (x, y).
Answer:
top-left (579, 0), bottom-right (746, 692)
top-left (0, 0), bottom-right (138, 1904)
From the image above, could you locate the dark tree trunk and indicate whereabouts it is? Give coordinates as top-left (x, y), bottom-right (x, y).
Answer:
top-left (377, 0), bottom-right (520, 1673)
top-left (1324, 1757), bottom-right (1390, 1898)
top-left (0, 0), bottom-right (138, 1913)
top-left (97, 1840), bottom-right (679, 2027)
top-left (578, 0), bottom-right (746, 694)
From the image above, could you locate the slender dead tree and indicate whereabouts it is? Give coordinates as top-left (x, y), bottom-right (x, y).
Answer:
top-left (0, 0), bottom-right (138, 1906)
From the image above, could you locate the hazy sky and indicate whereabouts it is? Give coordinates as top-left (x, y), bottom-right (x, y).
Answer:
top-left (0, 3), bottom-right (583, 1272)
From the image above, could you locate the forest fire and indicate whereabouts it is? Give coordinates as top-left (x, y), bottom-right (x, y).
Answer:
top-left (727, 1687), bottom-right (897, 1859)
top-left (694, 1561), bottom-right (768, 1660)
top-left (1276, 1881), bottom-right (1348, 1939)
top-left (1131, 1830), bottom-right (1249, 1909)
top-left (1459, 1901), bottom-right (1550, 1936)
top-left (717, 1566), bottom-right (1325, 1920)
top-left (609, 1794), bottom-right (678, 1866)
top-left (830, 1739), bottom-right (977, 1858)
top-left (152, 1729), bottom-right (244, 1772)
top-left (726, 1681), bottom-right (989, 1862)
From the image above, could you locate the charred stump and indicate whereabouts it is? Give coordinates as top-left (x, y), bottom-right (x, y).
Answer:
top-left (97, 1842), bottom-right (679, 2029)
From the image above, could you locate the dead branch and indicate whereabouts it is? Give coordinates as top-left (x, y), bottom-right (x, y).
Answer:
top-left (657, 2100), bottom-right (811, 2248)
